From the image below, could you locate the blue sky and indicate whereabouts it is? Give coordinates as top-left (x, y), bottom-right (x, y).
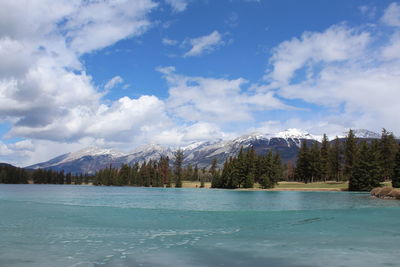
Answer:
top-left (0, 0), bottom-right (399, 166)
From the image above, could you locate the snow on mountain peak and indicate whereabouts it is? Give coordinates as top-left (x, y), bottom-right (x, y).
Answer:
top-left (275, 128), bottom-right (315, 140)
top-left (350, 129), bottom-right (380, 139)
top-left (60, 147), bottom-right (126, 164)
top-left (182, 141), bottom-right (209, 151)
top-left (233, 132), bottom-right (266, 143)
top-left (132, 143), bottom-right (169, 154)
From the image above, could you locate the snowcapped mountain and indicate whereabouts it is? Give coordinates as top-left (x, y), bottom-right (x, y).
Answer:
top-left (121, 144), bottom-right (175, 165)
top-left (335, 129), bottom-right (382, 139)
top-left (274, 128), bottom-right (318, 140)
top-left (352, 129), bottom-right (381, 139)
top-left (27, 128), bottom-right (382, 174)
top-left (28, 147), bottom-right (127, 174)
top-left (59, 147), bottom-right (126, 163)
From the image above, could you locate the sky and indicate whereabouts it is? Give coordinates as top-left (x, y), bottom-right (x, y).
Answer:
top-left (0, 0), bottom-right (400, 166)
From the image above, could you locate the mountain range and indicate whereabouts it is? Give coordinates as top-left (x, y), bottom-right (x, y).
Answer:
top-left (27, 129), bottom-right (382, 174)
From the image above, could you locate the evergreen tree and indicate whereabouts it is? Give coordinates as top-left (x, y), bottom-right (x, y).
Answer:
top-left (65, 173), bottom-right (72, 184)
top-left (174, 149), bottom-right (184, 188)
top-left (209, 158), bottom-right (218, 177)
top-left (272, 153), bottom-right (283, 182)
top-left (329, 136), bottom-right (342, 182)
top-left (344, 129), bottom-right (357, 180)
top-left (379, 128), bottom-right (398, 181)
top-left (260, 173), bottom-right (273, 189)
top-left (117, 164), bottom-right (130, 186)
top-left (235, 147), bottom-right (248, 187)
top-left (320, 134), bottom-right (330, 181)
top-left (243, 172), bottom-right (254, 188)
top-left (295, 142), bottom-right (311, 183)
top-left (309, 142), bottom-right (322, 182)
top-left (349, 141), bottom-right (381, 191)
top-left (212, 160), bottom-right (225, 188)
top-left (392, 145), bottom-right (400, 188)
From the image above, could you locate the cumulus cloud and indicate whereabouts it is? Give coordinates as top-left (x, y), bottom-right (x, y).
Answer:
top-left (158, 66), bottom-right (292, 122)
top-left (184, 31), bottom-right (224, 57)
top-left (266, 24), bottom-right (370, 86)
top-left (2, 1), bottom-right (400, 167)
top-left (265, 11), bottom-right (400, 134)
top-left (0, 0), bottom-right (167, 165)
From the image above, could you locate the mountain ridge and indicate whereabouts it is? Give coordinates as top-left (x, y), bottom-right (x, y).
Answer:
top-left (27, 128), bottom-right (383, 174)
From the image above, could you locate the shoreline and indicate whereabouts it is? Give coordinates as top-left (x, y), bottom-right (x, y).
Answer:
top-left (4, 182), bottom-right (346, 192)
top-left (234, 188), bottom-right (345, 192)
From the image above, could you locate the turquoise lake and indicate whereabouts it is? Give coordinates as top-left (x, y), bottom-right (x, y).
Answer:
top-left (1, 185), bottom-right (400, 267)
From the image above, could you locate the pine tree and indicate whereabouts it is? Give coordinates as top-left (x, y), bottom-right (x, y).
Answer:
top-left (117, 164), bottom-right (130, 186)
top-left (309, 142), bottom-right (322, 182)
top-left (209, 158), bottom-right (218, 177)
top-left (295, 142), bottom-right (311, 183)
top-left (349, 141), bottom-right (381, 191)
top-left (329, 136), bottom-right (342, 182)
top-left (392, 145), bottom-right (400, 188)
top-left (174, 149), bottom-right (184, 188)
top-left (260, 173), bottom-right (273, 189)
top-left (320, 134), bottom-right (330, 181)
top-left (243, 172), bottom-right (254, 188)
top-left (272, 153), bottom-right (283, 183)
top-left (379, 129), bottom-right (398, 181)
top-left (65, 173), bottom-right (72, 184)
top-left (344, 129), bottom-right (357, 180)
top-left (212, 160), bottom-right (226, 188)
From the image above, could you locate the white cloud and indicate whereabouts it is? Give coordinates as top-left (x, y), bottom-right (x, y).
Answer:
top-left (158, 66), bottom-right (292, 123)
top-left (382, 32), bottom-right (400, 60)
top-left (184, 31), bottom-right (224, 57)
top-left (162, 38), bottom-right (178, 46)
top-left (266, 16), bottom-right (400, 134)
top-left (104, 76), bottom-right (124, 90)
top-left (164, 0), bottom-right (188, 13)
top-left (381, 2), bottom-right (400, 27)
top-left (2, 1), bottom-right (400, 167)
top-left (0, 0), bottom-right (167, 165)
top-left (266, 24), bottom-right (370, 86)
top-left (151, 122), bottom-right (232, 146)
top-left (359, 5), bottom-right (376, 19)
top-left (64, 0), bottom-right (157, 54)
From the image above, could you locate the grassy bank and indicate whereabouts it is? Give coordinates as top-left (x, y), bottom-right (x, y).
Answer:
top-left (181, 181), bottom-right (392, 191)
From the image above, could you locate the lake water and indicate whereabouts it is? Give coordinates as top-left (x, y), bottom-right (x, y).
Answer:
top-left (1, 185), bottom-right (400, 267)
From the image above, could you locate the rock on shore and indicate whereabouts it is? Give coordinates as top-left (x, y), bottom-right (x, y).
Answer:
top-left (371, 187), bottom-right (400, 200)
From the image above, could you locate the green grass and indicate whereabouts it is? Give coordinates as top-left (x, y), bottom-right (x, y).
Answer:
top-left (181, 181), bottom-right (211, 188)
top-left (180, 181), bottom-right (392, 190)
top-left (275, 181), bottom-right (348, 190)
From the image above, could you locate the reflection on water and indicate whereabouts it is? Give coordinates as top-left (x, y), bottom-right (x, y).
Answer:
top-left (0, 184), bottom-right (399, 267)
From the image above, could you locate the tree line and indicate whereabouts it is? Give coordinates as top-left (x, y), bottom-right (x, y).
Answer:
top-left (294, 129), bottom-right (400, 191)
top-left (0, 164), bottom-right (91, 185)
top-left (2, 129), bottom-right (400, 192)
top-left (0, 163), bottom-right (29, 184)
top-left (93, 150), bottom-right (213, 187)
top-left (211, 147), bottom-right (284, 189)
